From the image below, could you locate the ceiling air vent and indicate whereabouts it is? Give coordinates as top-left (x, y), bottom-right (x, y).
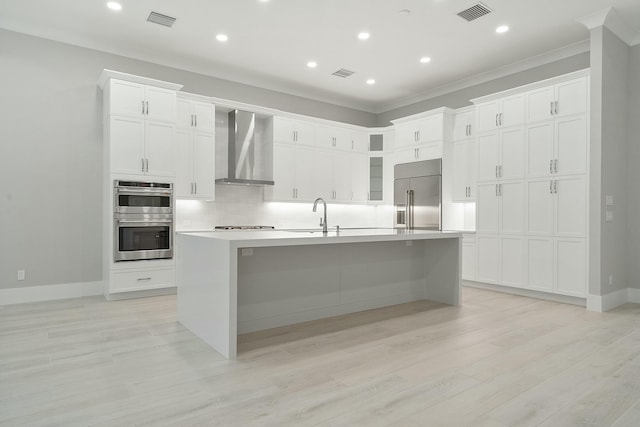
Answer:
top-left (332, 68), bottom-right (355, 78)
top-left (147, 11), bottom-right (177, 27)
top-left (457, 3), bottom-right (492, 22)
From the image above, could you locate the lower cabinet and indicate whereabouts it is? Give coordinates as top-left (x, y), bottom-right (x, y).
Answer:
top-left (110, 267), bottom-right (175, 293)
top-left (461, 233), bottom-right (477, 281)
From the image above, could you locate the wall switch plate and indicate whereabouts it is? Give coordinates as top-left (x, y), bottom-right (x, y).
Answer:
top-left (241, 248), bottom-right (253, 256)
top-left (606, 211), bottom-right (614, 222)
top-left (606, 195), bottom-right (614, 206)
top-left (17, 270), bottom-right (25, 281)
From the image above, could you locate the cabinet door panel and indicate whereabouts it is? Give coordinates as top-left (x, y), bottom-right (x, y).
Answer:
top-left (476, 101), bottom-right (499, 133)
top-left (555, 176), bottom-right (586, 237)
top-left (556, 238), bottom-right (586, 296)
top-left (526, 122), bottom-right (554, 178)
top-left (477, 132), bottom-right (500, 181)
top-left (296, 121), bottom-right (316, 147)
top-left (351, 131), bottom-right (368, 152)
top-left (192, 102), bottom-right (215, 134)
top-left (500, 94), bottom-right (525, 127)
top-left (395, 123), bottom-right (417, 148)
top-left (526, 86), bottom-right (555, 123)
top-left (109, 80), bottom-right (145, 118)
top-left (271, 144), bottom-right (296, 200)
top-left (144, 86), bottom-right (176, 123)
top-left (144, 121), bottom-right (176, 177)
top-left (501, 127), bottom-right (525, 179)
top-left (462, 242), bottom-right (477, 281)
top-left (526, 180), bottom-right (554, 235)
top-left (556, 77), bottom-right (588, 117)
top-left (453, 111), bottom-right (472, 141)
top-left (452, 141), bottom-right (469, 201)
top-left (555, 116), bottom-right (587, 175)
top-left (527, 237), bottom-right (554, 291)
top-left (501, 237), bottom-right (525, 288)
top-left (174, 129), bottom-right (193, 198)
top-left (273, 117), bottom-right (295, 143)
top-left (193, 132), bottom-right (215, 199)
top-left (313, 150), bottom-right (333, 200)
top-left (477, 235), bottom-right (500, 284)
top-left (176, 99), bottom-right (193, 130)
top-left (351, 153), bottom-right (369, 202)
top-left (109, 116), bottom-right (145, 175)
top-left (417, 144), bottom-right (442, 161)
top-left (500, 182), bottom-right (525, 235)
top-left (476, 184), bottom-right (499, 234)
top-left (394, 148), bottom-right (418, 164)
top-left (419, 115), bottom-right (443, 143)
top-left (333, 153), bottom-right (351, 201)
top-left (295, 148), bottom-right (317, 201)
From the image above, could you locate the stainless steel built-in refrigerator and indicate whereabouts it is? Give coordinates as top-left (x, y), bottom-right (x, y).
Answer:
top-left (394, 159), bottom-right (442, 230)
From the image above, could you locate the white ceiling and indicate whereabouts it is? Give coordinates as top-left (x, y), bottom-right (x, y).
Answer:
top-left (1, 0), bottom-right (640, 113)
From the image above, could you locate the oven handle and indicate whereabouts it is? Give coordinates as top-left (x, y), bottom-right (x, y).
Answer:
top-left (115, 188), bottom-right (173, 195)
top-left (116, 219), bottom-right (173, 224)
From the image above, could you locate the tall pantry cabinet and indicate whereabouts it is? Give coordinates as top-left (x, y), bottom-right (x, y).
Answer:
top-left (469, 70), bottom-right (589, 298)
top-left (99, 70), bottom-right (183, 298)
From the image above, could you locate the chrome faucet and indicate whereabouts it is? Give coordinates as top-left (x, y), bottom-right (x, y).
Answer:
top-left (312, 197), bottom-right (328, 233)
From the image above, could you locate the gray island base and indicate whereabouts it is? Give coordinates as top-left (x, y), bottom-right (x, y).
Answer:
top-left (177, 229), bottom-right (462, 359)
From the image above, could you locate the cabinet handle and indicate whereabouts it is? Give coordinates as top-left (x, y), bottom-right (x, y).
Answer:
top-left (550, 101), bottom-right (554, 116)
top-left (141, 158), bottom-right (145, 172)
top-left (191, 182), bottom-right (194, 194)
top-left (550, 160), bottom-right (553, 174)
top-left (293, 188), bottom-right (296, 199)
top-left (554, 159), bottom-right (558, 173)
top-left (195, 115), bottom-right (197, 127)
top-left (145, 101), bottom-right (149, 115)
top-left (499, 165), bottom-right (503, 178)
top-left (194, 182), bottom-right (197, 194)
top-left (495, 114), bottom-right (499, 127)
top-left (352, 140), bottom-right (354, 150)
top-left (142, 101), bottom-right (145, 115)
top-left (555, 101), bottom-right (559, 115)
top-left (549, 181), bottom-right (554, 194)
top-left (499, 113), bottom-right (503, 126)
top-left (145, 158), bottom-right (149, 173)
top-left (500, 184), bottom-right (503, 196)
top-left (554, 180), bottom-right (558, 194)
top-left (495, 184), bottom-right (499, 196)
top-left (417, 130), bottom-right (420, 141)
top-left (137, 277), bottom-right (152, 281)
top-left (495, 165), bottom-right (499, 178)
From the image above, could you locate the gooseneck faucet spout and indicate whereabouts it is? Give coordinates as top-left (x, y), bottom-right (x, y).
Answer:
top-left (312, 198), bottom-right (328, 234)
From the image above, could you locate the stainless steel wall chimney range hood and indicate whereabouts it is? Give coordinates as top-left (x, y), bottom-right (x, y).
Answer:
top-left (215, 110), bottom-right (274, 186)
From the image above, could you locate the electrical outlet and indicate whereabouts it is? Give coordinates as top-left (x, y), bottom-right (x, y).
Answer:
top-left (609, 275), bottom-right (613, 286)
top-left (241, 248), bottom-right (253, 257)
top-left (17, 270), bottom-right (25, 281)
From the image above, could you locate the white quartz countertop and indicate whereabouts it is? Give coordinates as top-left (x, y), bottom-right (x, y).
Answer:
top-left (178, 228), bottom-right (462, 248)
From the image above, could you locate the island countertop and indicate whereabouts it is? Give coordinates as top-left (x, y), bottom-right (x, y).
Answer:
top-left (178, 228), bottom-right (462, 248)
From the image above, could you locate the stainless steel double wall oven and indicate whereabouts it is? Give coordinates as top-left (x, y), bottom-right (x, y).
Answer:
top-left (113, 180), bottom-right (174, 262)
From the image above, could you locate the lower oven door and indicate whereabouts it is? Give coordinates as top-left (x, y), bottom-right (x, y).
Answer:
top-left (114, 216), bottom-right (173, 262)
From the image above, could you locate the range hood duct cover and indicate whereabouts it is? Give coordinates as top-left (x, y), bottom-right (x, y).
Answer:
top-left (215, 110), bottom-right (274, 186)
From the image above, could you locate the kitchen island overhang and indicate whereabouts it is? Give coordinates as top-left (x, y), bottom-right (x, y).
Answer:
top-left (176, 229), bottom-right (462, 359)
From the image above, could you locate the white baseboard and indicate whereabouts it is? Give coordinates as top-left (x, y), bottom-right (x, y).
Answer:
top-left (0, 281), bottom-right (104, 305)
top-left (588, 288), bottom-right (640, 312)
top-left (463, 281), bottom-right (586, 307)
top-left (628, 288), bottom-right (640, 304)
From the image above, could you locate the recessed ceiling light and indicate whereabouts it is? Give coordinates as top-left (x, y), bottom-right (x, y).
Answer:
top-left (216, 34), bottom-right (229, 42)
top-left (420, 57), bottom-right (432, 64)
top-left (106, 2), bottom-right (122, 11)
top-left (496, 25), bottom-right (509, 34)
top-left (358, 32), bottom-right (370, 40)
top-left (366, 79), bottom-right (375, 85)
top-left (307, 61), bottom-right (317, 68)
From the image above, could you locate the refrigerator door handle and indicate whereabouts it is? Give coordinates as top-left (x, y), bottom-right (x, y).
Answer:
top-left (406, 189), bottom-right (414, 230)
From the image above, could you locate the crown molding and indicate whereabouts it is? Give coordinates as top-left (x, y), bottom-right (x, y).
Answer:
top-left (373, 40), bottom-right (590, 114)
top-left (577, 7), bottom-right (640, 46)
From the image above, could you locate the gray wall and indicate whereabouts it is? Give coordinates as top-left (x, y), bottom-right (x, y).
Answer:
top-left (0, 29), bottom-right (376, 290)
top-left (627, 44), bottom-right (640, 289)
top-left (376, 53), bottom-right (590, 126)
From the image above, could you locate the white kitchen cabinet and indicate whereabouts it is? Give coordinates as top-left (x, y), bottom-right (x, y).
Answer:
top-left (453, 109), bottom-right (475, 141)
top-left (176, 98), bottom-right (215, 133)
top-left (268, 144), bottom-right (315, 201)
top-left (476, 181), bottom-right (524, 235)
top-left (110, 267), bottom-right (175, 293)
top-left (108, 116), bottom-right (176, 178)
top-left (476, 183), bottom-right (500, 234)
top-left (392, 108), bottom-right (452, 148)
top-left (452, 140), bottom-right (477, 201)
top-left (526, 115), bottom-right (587, 178)
top-left (273, 116), bottom-right (316, 146)
top-left (527, 237), bottom-right (554, 292)
top-left (351, 153), bottom-right (369, 202)
top-left (477, 235), bottom-right (500, 284)
top-left (476, 93), bottom-right (525, 133)
top-left (313, 150), bottom-right (366, 202)
top-left (333, 154), bottom-right (352, 201)
top-left (526, 76), bottom-right (588, 123)
top-left (527, 176), bottom-right (586, 238)
top-left (500, 236), bottom-right (526, 288)
top-left (175, 129), bottom-right (215, 200)
top-left (461, 233), bottom-right (477, 281)
top-left (395, 143), bottom-right (443, 164)
top-left (477, 127), bottom-right (524, 182)
top-left (351, 131), bottom-right (368, 152)
top-left (106, 79), bottom-right (176, 123)
top-left (525, 237), bottom-right (586, 297)
top-left (316, 125), bottom-right (349, 150)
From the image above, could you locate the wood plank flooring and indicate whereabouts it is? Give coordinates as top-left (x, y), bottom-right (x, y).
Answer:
top-left (1, 287), bottom-right (640, 426)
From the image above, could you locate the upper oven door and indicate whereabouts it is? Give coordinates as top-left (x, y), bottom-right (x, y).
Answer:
top-left (114, 187), bottom-right (173, 214)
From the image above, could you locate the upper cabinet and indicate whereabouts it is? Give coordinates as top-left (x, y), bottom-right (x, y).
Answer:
top-left (316, 126), bottom-right (368, 152)
top-left (176, 98), bottom-right (215, 133)
top-left (526, 76), bottom-right (588, 123)
top-left (475, 93), bottom-right (525, 133)
top-left (105, 79), bottom-right (176, 123)
top-left (393, 108), bottom-right (454, 148)
top-left (272, 116), bottom-right (316, 146)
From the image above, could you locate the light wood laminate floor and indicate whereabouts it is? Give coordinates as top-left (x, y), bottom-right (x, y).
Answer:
top-left (1, 287), bottom-right (640, 426)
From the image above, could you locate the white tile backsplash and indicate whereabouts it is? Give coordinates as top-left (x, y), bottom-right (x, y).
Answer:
top-left (176, 185), bottom-right (394, 230)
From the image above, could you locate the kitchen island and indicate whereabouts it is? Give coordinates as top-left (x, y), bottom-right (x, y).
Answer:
top-left (176, 229), bottom-right (462, 359)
